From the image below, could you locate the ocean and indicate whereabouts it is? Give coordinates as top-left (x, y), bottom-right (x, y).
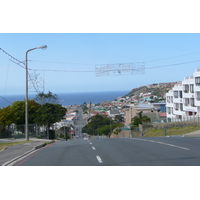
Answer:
top-left (0, 90), bottom-right (129, 108)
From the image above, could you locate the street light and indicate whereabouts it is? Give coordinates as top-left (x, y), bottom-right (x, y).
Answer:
top-left (25, 45), bottom-right (47, 141)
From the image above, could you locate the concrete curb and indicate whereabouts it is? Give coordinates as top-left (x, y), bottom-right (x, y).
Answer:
top-left (2, 140), bottom-right (55, 166)
top-left (0, 147), bottom-right (7, 152)
top-left (183, 134), bottom-right (200, 137)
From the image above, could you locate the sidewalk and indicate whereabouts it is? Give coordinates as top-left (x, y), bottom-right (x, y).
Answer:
top-left (183, 130), bottom-right (200, 137)
top-left (0, 138), bottom-right (56, 166)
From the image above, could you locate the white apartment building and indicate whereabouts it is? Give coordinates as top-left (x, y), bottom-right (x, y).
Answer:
top-left (166, 68), bottom-right (200, 122)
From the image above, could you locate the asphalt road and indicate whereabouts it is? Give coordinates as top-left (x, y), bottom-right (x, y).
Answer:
top-left (13, 137), bottom-right (200, 166)
top-left (74, 108), bottom-right (86, 138)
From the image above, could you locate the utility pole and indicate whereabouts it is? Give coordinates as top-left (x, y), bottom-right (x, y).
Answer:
top-left (25, 45), bottom-right (47, 141)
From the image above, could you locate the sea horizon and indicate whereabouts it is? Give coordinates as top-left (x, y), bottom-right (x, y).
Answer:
top-left (0, 90), bottom-right (130, 108)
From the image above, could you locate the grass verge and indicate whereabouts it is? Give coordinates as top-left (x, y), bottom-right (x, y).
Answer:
top-left (0, 140), bottom-right (32, 151)
top-left (144, 126), bottom-right (200, 137)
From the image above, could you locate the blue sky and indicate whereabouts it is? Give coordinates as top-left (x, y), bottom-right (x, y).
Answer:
top-left (1, 1), bottom-right (200, 96)
top-left (1, 33), bottom-right (200, 95)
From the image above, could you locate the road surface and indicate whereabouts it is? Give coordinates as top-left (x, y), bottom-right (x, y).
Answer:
top-left (74, 107), bottom-right (86, 138)
top-left (11, 136), bottom-right (200, 166)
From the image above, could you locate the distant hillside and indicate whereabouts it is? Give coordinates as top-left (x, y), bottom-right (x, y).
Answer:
top-left (124, 82), bottom-right (176, 99)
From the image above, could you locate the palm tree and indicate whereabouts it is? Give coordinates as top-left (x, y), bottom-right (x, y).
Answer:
top-left (131, 111), bottom-right (151, 127)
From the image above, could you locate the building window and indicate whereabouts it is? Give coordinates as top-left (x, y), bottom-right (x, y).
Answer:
top-left (174, 103), bottom-right (179, 110)
top-left (195, 77), bottom-right (200, 86)
top-left (167, 107), bottom-right (171, 114)
top-left (190, 98), bottom-right (195, 107)
top-left (180, 103), bottom-right (183, 111)
top-left (184, 85), bottom-right (189, 93)
top-left (184, 98), bottom-right (189, 106)
top-left (173, 91), bottom-right (178, 98)
top-left (190, 84), bottom-right (194, 93)
top-left (171, 96), bottom-right (173, 103)
top-left (179, 91), bottom-right (182, 98)
top-left (167, 107), bottom-right (174, 114)
top-left (189, 112), bottom-right (193, 116)
top-left (167, 96), bottom-right (171, 103)
top-left (196, 92), bottom-right (200, 100)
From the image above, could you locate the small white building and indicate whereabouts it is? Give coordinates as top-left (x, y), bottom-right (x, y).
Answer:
top-left (166, 69), bottom-right (200, 122)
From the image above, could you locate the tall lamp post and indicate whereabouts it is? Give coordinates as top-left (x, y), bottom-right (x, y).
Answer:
top-left (25, 45), bottom-right (47, 141)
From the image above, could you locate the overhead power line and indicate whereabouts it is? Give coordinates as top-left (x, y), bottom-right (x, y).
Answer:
top-left (2, 47), bottom-right (200, 75)
top-left (30, 51), bottom-right (200, 66)
top-left (9, 59), bottom-right (25, 69)
top-left (0, 48), bottom-right (42, 94)
top-left (0, 48), bottom-right (24, 66)
top-left (9, 60), bottom-right (41, 93)
top-left (29, 68), bottom-right (95, 72)
top-left (29, 59), bottom-right (200, 73)
top-left (30, 60), bottom-right (95, 66)
top-left (144, 52), bottom-right (200, 63)
top-left (0, 96), bottom-right (11, 104)
top-left (146, 59), bottom-right (200, 70)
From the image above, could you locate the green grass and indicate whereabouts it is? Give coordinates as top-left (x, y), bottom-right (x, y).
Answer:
top-left (0, 140), bottom-right (32, 151)
top-left (144, 126), bottom-right (200, 137)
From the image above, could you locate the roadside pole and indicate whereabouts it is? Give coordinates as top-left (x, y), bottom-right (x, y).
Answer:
top-left (164, 127), bottom-right (167, 136)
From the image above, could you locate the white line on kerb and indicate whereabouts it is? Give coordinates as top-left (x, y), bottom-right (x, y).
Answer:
top-left (131, 138), bottom-right (190, 150)
top-left (92, 146), bottom-right (96, 150)
top-left (96, 155), bottom-right (103, 163)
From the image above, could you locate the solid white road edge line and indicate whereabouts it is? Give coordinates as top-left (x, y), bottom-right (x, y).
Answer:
top-left (2, 149), bottom-right (40, 166)
top-left (96, 155), bottom-right (103, 163)
top-left (131, 138), bottom-right (190, 150)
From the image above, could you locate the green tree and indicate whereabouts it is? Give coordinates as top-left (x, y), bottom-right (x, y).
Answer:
top-left (11, 100), bottom-right (40, 125)
top-left (0, 100), bottom-right (40, 135)
top-left (34, 103), bottom-right (66, 126)
top-left (0, 106), bottom-right (14, 126)
top-left (83, 114), bottom-right (113, 135)
top-left (88, 114), bottom-right (111, 129)
top-left (99, 123), bottom-right (124, 136)
top-left (34, 91), bottom-right (58, 105)
top-left (82, 114), bottom-right (125, 136)
top-left (34, 103), bottom-right (67, 138)
top-left (98, 125), bottom-right (111, 135)
top-left (81, 103), bottom-right (88, 112)
top-left (0, 106), bottom-right (13, 138)
top-left (114, 115), bottom-right (124, 123)
top-left (113, 128), bottom-right (121, 135)
top-left (131, 111), bottom-right (151, 128)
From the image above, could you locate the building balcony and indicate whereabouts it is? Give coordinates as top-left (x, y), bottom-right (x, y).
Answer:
top-left (183, 93), bottom-right (195, 98)
top-left (183, 90), bottom-right (189, 93)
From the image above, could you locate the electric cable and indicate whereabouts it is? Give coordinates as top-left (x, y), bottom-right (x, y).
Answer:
top-left (30, 52), bottom-right (200, 66)
top-left (0, 48), bottom-right (24, 66)
top-left (145, 59), bottom-right (200, 70)
top-left (28, 59), bottom-right (200, 73)
top-left (0, 96), bottom-right (11, 104)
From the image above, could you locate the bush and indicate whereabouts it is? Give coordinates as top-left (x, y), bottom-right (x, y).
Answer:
top-left (59, 133), bottom-right (64, 138)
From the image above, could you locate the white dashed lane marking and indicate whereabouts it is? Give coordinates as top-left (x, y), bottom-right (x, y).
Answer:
top-left (88, 140), bottom-right (102, 163)
top-left (96, 155), bottom-right (103, 163)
